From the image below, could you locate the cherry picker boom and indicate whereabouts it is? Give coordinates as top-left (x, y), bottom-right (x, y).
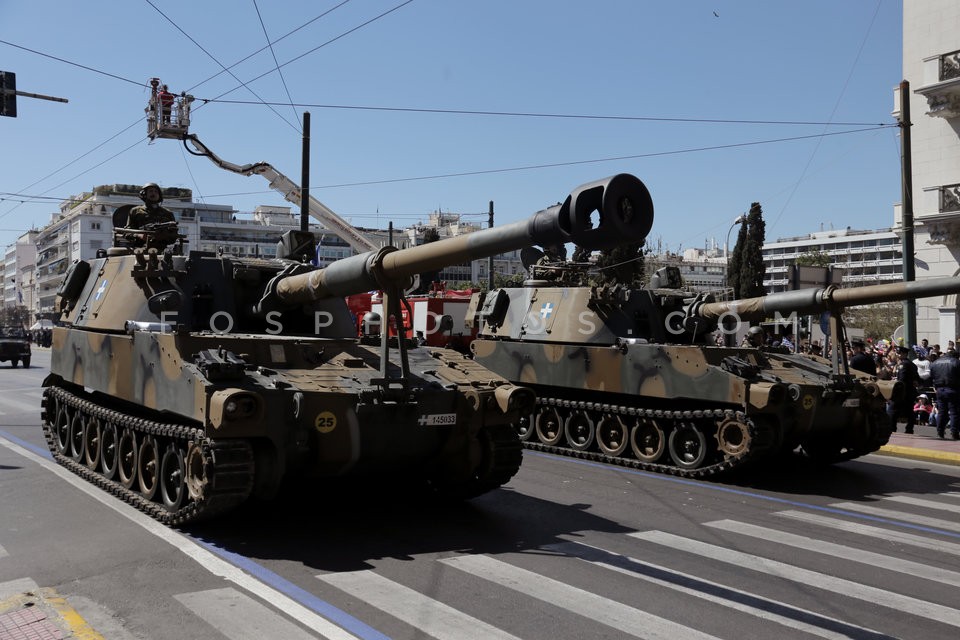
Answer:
top-left (144, 79), bottom-right (377, 253)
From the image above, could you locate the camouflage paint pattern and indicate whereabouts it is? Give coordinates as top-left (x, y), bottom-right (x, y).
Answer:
top-left (469, 280), bottom-right (900, 464)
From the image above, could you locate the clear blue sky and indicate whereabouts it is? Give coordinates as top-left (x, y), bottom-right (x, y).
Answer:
top-left (1, 0), bottom-right (903, 255)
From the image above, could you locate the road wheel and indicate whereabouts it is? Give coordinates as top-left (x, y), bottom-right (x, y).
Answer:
top-left (514, 413), bottom-right (535, 442)
top-left (564, 410), bottom-right (595, 451)
top-left (83, 416), bottom-right (102, 470)
top-left (668, 422), bottom-right (708, 470)
top-left (53, 399), bottom-right (71, 456)
top-left (137, 437), bottom-right (160, 500)
top-left (117, 429), bottom-right (138, 489)
top-left (160, 444), bottom-right (187, 512)
top-left (597, 415), bottom-right (629, 456)
top-left (99, 421), bottom-right (119, 480)
top-left (535, 407), bottom-right (564, 445)
top-left (630, 418), bottom-right (665, 462)
top-left (68, 411), bottom-right (85, 461)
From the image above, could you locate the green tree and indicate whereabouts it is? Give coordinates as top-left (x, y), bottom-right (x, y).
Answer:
top-left (727, 221), bottom-right (748, 298)
top-left (737, 202), bottom-right (766, 299)
top-left (795, 249), bottom-right (832, 267)
top-left (414, 227), bottom-right (442, 294)
top-left (843, 302), bottom-right (901, 343)
top-left (595, 241), bottom-right (645, 286)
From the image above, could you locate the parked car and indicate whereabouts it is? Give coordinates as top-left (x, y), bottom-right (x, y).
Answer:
top-left (0, 326), bottom-right (31, 368)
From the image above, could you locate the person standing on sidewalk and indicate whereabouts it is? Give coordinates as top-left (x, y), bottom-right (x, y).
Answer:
top-left (929, 348), bottom-right (960, 440)
top-left (890, 345), bottom-right (920, 433)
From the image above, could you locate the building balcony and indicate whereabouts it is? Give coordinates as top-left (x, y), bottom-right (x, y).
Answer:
top-left (914, 49), bottom-right (960, 119)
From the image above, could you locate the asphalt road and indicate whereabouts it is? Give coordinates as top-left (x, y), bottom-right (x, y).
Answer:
top-left (2, 350), bottom-right (960, 639)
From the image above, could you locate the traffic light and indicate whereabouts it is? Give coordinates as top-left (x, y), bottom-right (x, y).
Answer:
top-left (0, 71), bottom-right (16, 118)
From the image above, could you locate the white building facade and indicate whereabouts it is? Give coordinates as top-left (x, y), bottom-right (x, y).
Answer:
top-left (762, 227), bottom-right (903, 293)
top-left (899, 0), bottom-right (960, 344)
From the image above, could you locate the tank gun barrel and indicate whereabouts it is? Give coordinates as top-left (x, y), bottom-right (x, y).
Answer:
top-left (275, 174), bottom-right (654, 305)
top-left (691, 275), bottom-right (960, 322)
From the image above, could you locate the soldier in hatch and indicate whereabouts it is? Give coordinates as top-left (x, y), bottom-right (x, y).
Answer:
top-left (126, 182), bottom-right (178, 250)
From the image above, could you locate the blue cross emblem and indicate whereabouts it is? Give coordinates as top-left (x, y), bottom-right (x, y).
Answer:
top-left (94, 279), bottom-right (108, 301)
top-left (539, 302), bottom-right (554, 319)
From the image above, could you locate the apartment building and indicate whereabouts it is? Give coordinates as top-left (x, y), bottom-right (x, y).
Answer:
top-left (899, 0), bottom-right (960, 343)
top-left (762, 227), bottom-right (903, 293)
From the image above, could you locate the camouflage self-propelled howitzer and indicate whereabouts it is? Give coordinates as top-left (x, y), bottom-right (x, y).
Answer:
top-left (467, 210), bottom-right (960, 477)
top-left (41, 174), bottom-right (652, 524)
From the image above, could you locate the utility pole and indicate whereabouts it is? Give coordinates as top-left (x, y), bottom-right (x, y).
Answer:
top-left (899, 80), bottom-right (917, 346)
top-left (487, 201), bottom-right (495, 290)
top-left (300, 112), bottom-right (310, 232)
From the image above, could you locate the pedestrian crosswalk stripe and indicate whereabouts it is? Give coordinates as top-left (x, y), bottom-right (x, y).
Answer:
top-left (440, 554), bottom-right (721, 640)
top-left (705, 519), bottom-right (960, 587)
top-left (776, 510), bottom-right (960, 556)
top-left (869, 494), bottom-right (960, 515)
top-left (831, 501), bottom-right (960, 533)
top-left (317, 570), bottom-right (522, 640)
top-left (630, 530), bottom-right (960, 628)
top-left (175, 588), bottom-right (319, 640)
top-left (547, 541), bottom-right (885, 640)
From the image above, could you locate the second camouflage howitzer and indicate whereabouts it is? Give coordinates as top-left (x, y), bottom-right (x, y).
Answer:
top-left (42, 174), bottom-right (653, 525)
top-left (467, 240), bottom-right (958, 477)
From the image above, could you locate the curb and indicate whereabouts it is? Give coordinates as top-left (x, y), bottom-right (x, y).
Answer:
top-left (875, 444), bottom-right (960, 467)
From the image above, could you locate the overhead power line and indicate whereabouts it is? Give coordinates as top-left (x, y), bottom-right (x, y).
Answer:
top-left (197, 99), bottom-right (891, 127)
top-left (0, 39), bottom-right (145, 87)
top-left (144, 0), bottom-right (300, 134)
top-left (2, 125), bottom-right (896, 209)
top-left (310, 126), bottom-right (898, 189)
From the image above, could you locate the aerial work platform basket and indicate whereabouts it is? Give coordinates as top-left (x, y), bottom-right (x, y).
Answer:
top-left (145, 77), bottom-right (193, 141)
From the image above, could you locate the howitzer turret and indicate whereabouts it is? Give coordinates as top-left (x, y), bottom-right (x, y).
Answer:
top-left (41, 174), bottom-right (653, 525)
top-left (468, 216), bottom-right (960, 478)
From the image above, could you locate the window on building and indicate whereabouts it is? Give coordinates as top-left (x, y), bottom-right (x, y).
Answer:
top-left (91, 222), bottom-right (101, 230)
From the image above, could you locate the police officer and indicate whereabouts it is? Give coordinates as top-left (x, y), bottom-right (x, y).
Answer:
top-left (890, 345), bottom-right (920, 434)
top-left (127, 183), bottom-right (177, 250)
top-left (930, 348), bottom-right (960, 439)
top-left (849, 340), bottom-right (876, 376)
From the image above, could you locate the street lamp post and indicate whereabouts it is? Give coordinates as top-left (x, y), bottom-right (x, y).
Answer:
top-left (722, 214), bottom-right (747, 347)
top-left (724, 214), bottom-right (747, 291)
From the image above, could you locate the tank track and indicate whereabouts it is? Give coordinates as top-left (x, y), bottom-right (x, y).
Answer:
top-left (521, 397), bottom-right (768, 479)
top-left (41, 385), bottom-right (254, 526)
top-left (467, 423), bottom-right (523, 496)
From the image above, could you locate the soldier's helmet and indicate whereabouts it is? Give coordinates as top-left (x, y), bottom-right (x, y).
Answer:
top-left (747, 326), bottom-right (765, 346)
top-left (139, 182), bottom-right (163, 204)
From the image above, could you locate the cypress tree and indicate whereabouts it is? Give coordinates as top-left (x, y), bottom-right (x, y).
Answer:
top-left (415, 227), bottom-right (442, 293)
top-left (596, 241), bottom-right (646, 286)
top-left (727, 222), bottom-right (748, 298)
top-left (738, 202), bottom-right (766, 299)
